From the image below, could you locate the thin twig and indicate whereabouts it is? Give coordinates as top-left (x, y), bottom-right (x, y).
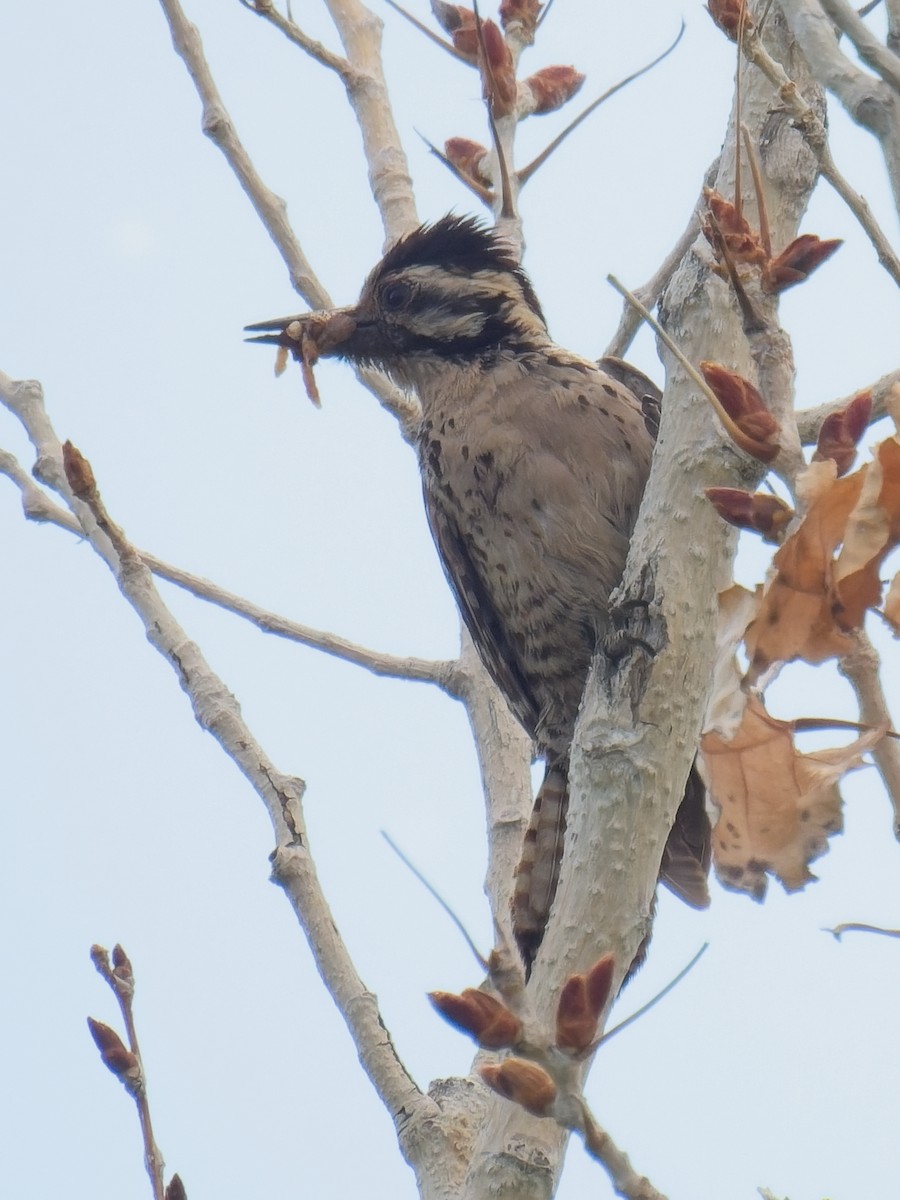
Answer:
top-left (603, 205), bottom-right (702, 359)
top-left (839, 631), bottom-right (900, 835)
top-left (518, 24), bottom-right (685, 185)
top-left (741, 124), bottom-right (771, 258)
top-left (576, 1100), bottom-right (669, 1200)
top-left (90, 946), bottom-right (168, 1200)
top-left (536, 0), bottom-right (557, 27)
top-left (159, 0), bottom-right (420, 433)
top-left (418, 131), bottom-right (494, 205)
top-left (381, 832), bottom-right (489, 968)
top-left (826, 921), bottom-right (900, 939)
top-left (383, 0), bottom-right (472, 63)
top-left (473, 0), bottom-right (516, 218)
top-left (607, 274), bottom-right (762, 452)
top-left (732, 2), bottom-right (746, 226)
top-left (742, 25), bottom-right (900, 289)
top-left (819, 0), bottom-right (900, 92)
top-left (599, 943), bottom-right (709, 1046)
top-left (162, 0), bottom-right (330, 307)
top-left (1, 375), bottom-right (435, 1134)
top-left (238, 0), bottom-right (355, 77)
top-left (705, 210), bottom-right (766, 332)
top-left (0, 432), bottom-right (459, 692)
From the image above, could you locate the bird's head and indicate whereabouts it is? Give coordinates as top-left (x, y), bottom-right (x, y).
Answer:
top-left (245, 215), bottom-right (550, 390)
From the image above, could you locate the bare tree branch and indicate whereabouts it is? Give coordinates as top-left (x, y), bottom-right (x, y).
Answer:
top-left (419, 131), bottom-right (495, 205)
top-left (160, 0), bottom-right (329, 307)
top-left (158, 0), bottom-right (420, 432)
top-left (604, 206), bottom-right (703, 360)
top-left (578, 1103), bottom-right (669, 1200)
top-left (827, 920), bottom-right (900, 937)
top-left (518, 25), bottom-right (686, 186)
top-left (819, 0), bottom-right (900, 91)
top-left (0, 422), bottom-right (457, 691)
top-left (383, 0), bottom-right (472, 63)
top-left (323, 0), bottom-right (420, 240)
top-left (888, 0), bottom-right (900, 50)
top-left (238, 0), bottom-right (357, 77)
top-left (777, 0), bottom-right (900, 224)
top-left (0, 369), bottom-right (433, 1137)
top-left (89, 945), bottom-right (171, 1200)
top-left (839, 631), bottom-right (900, 835)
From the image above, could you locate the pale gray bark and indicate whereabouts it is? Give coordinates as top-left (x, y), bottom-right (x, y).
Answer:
top-left (780, 0), bottom-right (900, 220)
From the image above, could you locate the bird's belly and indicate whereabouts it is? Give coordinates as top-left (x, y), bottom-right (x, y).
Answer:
top-left (463, 496), bottom-right (598, 750)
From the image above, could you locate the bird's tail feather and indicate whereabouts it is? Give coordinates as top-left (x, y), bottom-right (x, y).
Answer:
top-left (511, 760), bottom-right (711, 973)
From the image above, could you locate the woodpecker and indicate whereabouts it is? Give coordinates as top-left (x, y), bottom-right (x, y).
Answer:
top-left (247, 215), bottom-right (709, 968)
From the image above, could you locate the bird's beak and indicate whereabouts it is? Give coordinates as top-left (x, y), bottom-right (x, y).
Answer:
top-left (245, 307), bottom-right (367, 403)
top-left (244, 307), bottom-right (360, 358)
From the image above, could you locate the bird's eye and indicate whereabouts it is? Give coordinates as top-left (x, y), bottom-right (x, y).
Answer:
top-left (381, 281), bottom-right (411, 311)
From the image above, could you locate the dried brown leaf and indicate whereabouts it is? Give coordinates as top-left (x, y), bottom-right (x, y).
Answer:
top-left (743, 463), bottom-right (866, 677)
top-left (834, 436), bottom-right (900, 627)
top-left (701, 696), bottom-right (881, 899)
top-left (704, 585), bottom-right (759, 740)
top-left (883, 571), bottom-right (900, 633)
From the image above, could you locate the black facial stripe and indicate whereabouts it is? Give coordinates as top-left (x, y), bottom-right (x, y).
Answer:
top-left (341, 322), bottom-right (546, 364)
top-left (400, 287), bottom-right (507, 321)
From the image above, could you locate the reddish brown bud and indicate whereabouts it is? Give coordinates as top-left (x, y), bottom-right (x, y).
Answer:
top-left (585, 954), bottom-right (615, 1017)
top-left (112, 943), bottom-right (133, 977)
top-left (702, 188), bottom-right (766, 267)
top-left (111, 944), bottom-right (135, 996)
top-left (165, 1176), bottom-right (187, 1200)
top-left (429, 988), bottom-right (523, 1049)
top-left (705, 487), bottom-right (795, 543)
top-left (520, 65), bottom-right (585, 116)
top-left (555, 954), bottom-right (614, 1053)
top-left (479, 19), bottom-right (517, 117)
top-left (90, 944), bottom-right (111, 975)
top-left (813, 391), bottom-right (872, 476)
top-left (431, 3), bottom-right (479, 60)
top-left (62, 441), bottom-right (96, 500)
top-left (700, 362), bottom-right (781, 462)
top-left (706, 0), bottom-right (754, 39)
top-left (499, 0), bottom-right (542, 36)
top-left (431, 1), bottom-right (470, 33)
top-left (479, 1058), bottom-right (557, 1115)
top-left (762, 234), bottom-right (843, 293)
top-left (87, 1017), bottom-right (140, 1081)
top-left (444, 137), bottom-right (491, 187)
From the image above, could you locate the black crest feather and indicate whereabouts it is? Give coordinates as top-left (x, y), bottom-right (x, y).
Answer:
top-left (375, 215), bottom-right (545, 323)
